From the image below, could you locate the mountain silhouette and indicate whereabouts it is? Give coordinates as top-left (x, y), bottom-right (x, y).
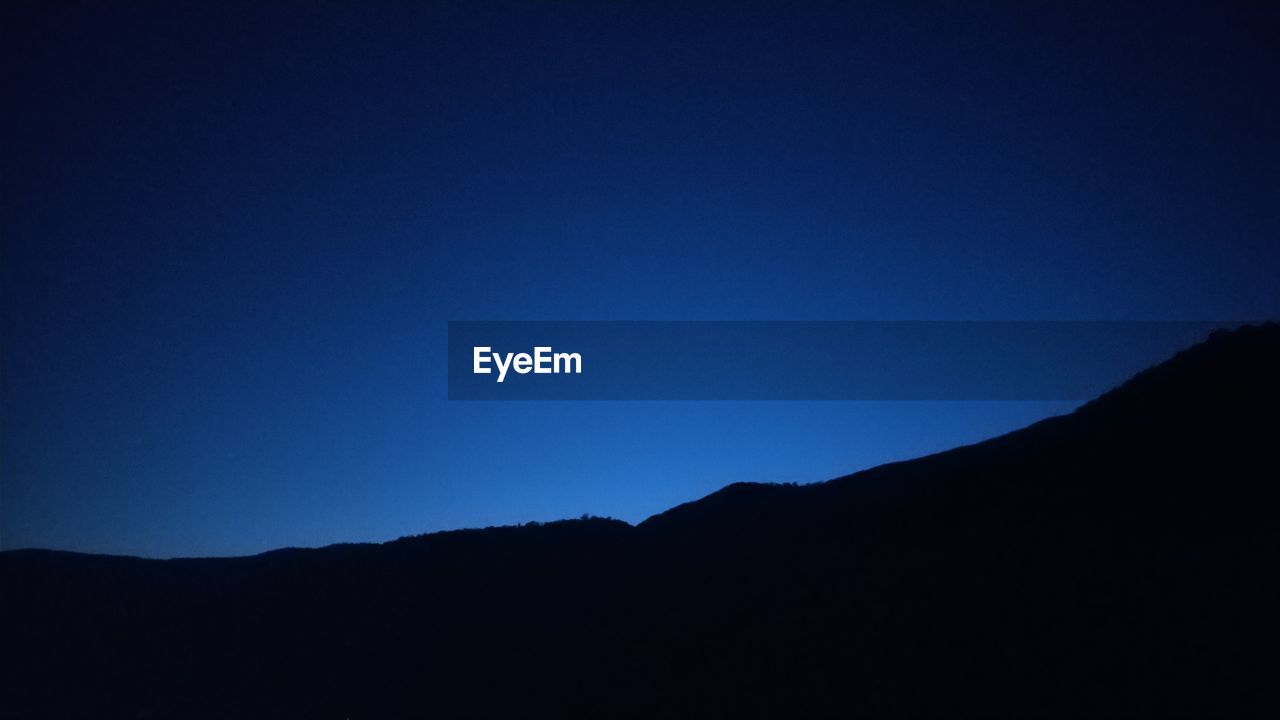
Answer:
top-left (3, 324), bottom-right (1278, 718)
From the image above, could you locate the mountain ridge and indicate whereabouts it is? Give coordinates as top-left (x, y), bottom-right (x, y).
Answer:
top-left (7, 323), bottom-right (1274, 563)
top-left (2, 323), bottom-right (1278, 718)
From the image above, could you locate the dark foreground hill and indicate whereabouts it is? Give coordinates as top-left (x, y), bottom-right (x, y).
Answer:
top-left (3, 324), bottom-right (1279, 718)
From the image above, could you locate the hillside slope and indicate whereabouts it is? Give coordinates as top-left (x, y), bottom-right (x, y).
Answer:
top-left (3, 324), bottom-right (1278, 718)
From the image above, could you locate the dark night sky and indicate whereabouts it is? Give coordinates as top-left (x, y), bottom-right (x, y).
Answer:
top-left (3, 1), bottom-right (1278, 557)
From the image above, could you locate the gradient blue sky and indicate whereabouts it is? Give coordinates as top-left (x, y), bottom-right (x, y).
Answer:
top-left (3, 1), bottom-right (1278, 556)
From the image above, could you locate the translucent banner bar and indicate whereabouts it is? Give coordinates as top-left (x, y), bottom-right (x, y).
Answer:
top-left (447, 321), bottom-right (1239, 400)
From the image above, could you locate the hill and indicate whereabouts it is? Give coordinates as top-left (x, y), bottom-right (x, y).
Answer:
top-left (3, 323), bottom-right (1278, 718)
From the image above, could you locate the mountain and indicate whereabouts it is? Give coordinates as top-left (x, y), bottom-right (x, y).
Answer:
top-left (3, 324), bottom-right (1278, 718)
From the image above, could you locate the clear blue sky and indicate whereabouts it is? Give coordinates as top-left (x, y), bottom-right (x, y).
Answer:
top-left (3, 1), bottom-right (1277, 556)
